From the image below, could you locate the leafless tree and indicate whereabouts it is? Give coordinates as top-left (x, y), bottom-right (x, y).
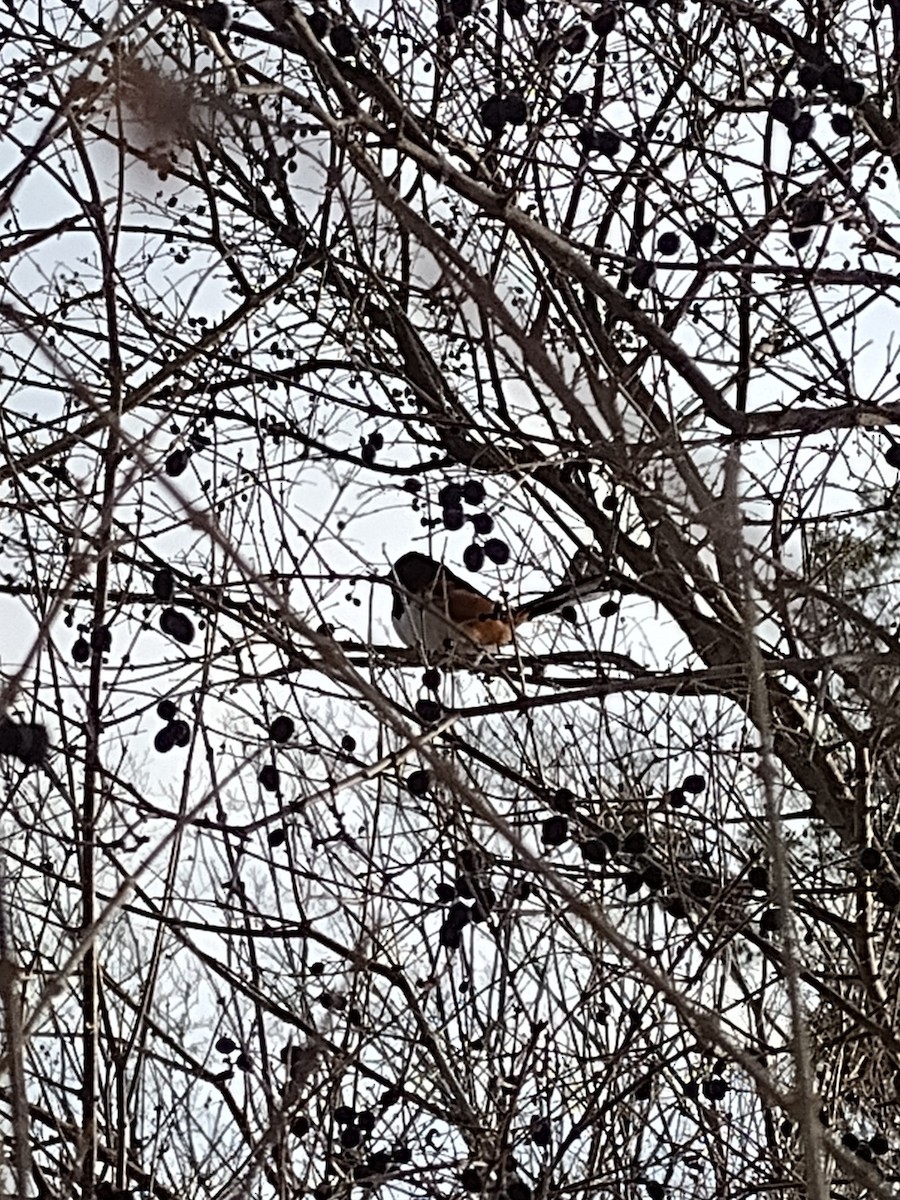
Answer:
top-left (2, 1), bottom-right (900, 1198)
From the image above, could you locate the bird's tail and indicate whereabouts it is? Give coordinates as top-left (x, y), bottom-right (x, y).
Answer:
top-left (513, 574), bottom-right (609, 623)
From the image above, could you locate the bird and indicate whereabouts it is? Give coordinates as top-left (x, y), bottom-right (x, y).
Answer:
top-left (390, 551), bottom-right (606, 655)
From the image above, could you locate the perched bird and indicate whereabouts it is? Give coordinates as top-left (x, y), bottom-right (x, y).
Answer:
top-left (390, 551), bottom-right (606, 655)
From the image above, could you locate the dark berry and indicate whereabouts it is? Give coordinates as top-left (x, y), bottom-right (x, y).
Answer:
top-left (529, 1116), bottom-right (551, 1146)
top-left (435, 881), bottom-right (457, 902)
top-left (259, 764), bottom-right (279, 792)
top-left (443, 507), bottom-right (464, 531)
top-left (560, 92), bottom-right (587, 117)
top-left (770, 96), bottom-right (800, 124)
top-left (423, 668), bottom-right (441, 690)
top-left (500, 94), bottom-right (528, 125)
top-left (461, 1168), bottom-right (483, 1192)
top-left (591, 6), bottom-right (616, 35)
top-left (329, 24), bottom-right (355, 56)
top-left (581, 839), bottom-right (607, 864)
top-left (269, 715), bottom-right (295, 743)
top-left (471, 512), bottom-right (494, 535)
top-left (157, 699), bottom-right (177, 721)
top-left (159, 608), bottom-right (195, 645)
top-left (165, 448), bottom-right (190, 477)
top-left (91, 625), bottom-right (112, 652)
top-left (505, 0), bottom-right (528, 16)
top-left (440, 901), bottom-right (471, 948)
top-left (821, 62), bottom-right (845, 92)
top-left (415, 698), bottom-right (443, 722)
top-left (552, 786), bottom-right (575, 813)
top-left (641, 864), bottom-right (664, 890)
top-left (578, 127), bottom-right (621, 156)
top-left (456, 874), bottom-right (475, 901)
top-left (884, 444), bottom-right (900, 469)
top-left (154, 726), bottom-right (176, 754)
top-left (72, 637), bottom-right (90, 663)
top-left (791, 197), bottom-right (825, 227)
top-left (201, 1), bottom-right (231, 32)
top-left (657, 231), bottom-right (680, 255)
top-left (341, 734), bottom-right (356, 752)
top-left (599, 599), bottom-right (619, 617)
top-left (797, 62), bottom-right (823, 89)
top-left (788, 113), bottom-right (815, 142)
top-left (152, 567), bottom-right (175, 602)
top-left (600, 830), bottom-right (620, 854)
top-left (268, 828), bottom-right (287, 846)
top-left (541, 815), bottom-right (568, 846)
top-left (463, 544), bottom-right (485, 572)
top-left (307, 9), bottom-right (328, 37)
top-left (691, 221), bottom-right (717, 248)
top-left (760, 907), bottom-right (782, 933)
top-left (560, 24), bottom-right (587, 55)
top-left (682, 773), bottom-right (705, 793)
top-left (406, 769), bottom-right (430, 796)
top-left (483, 538), bottom-right (510, 564)
top-left (838, 79), bottom-right (864, 106)
top-left (630, 261), bottom-right (656, 289)
top-left (438, 483), bottom-right (463, 508)
top-left (481, 96), bottom-right (507, 133)
top-left (860, 846), bottom-right (882, 871)
top-left (747, 865), bottom-right (769, 889)
top-left (170, 719), bottom-right (191, 747)
top-left (462, 481), bottom-right (486, 505)
top-left (831, 112), bottom-right (854, 136)
top-left (215, 1036), bottom-right (236, 1053)
top-left (622, 829), bottom-right (648, 855)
